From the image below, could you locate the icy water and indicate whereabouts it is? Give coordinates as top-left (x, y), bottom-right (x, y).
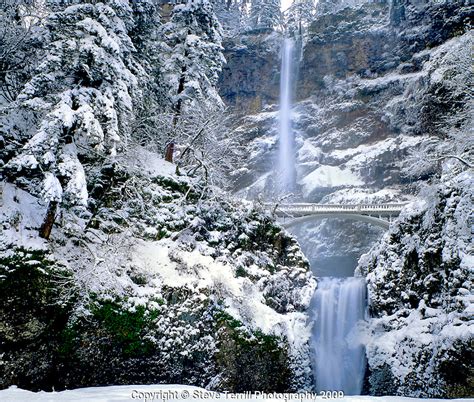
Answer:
top-left (278, 38), bottom-right (296, 193)
top-left (312, 277), bottom-right (367, 394)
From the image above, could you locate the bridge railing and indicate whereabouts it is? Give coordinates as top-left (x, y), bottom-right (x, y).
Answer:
top-left (272, 203), bottom-right (409, 214)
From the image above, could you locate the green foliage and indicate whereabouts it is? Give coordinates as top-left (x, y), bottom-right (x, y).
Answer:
top-left (0, 248), bottom-right (77, 390)
top-left (153, 176), bottom-right (201, 201)
top-left (57, 326), bottom-right (78, 358)
top-left (91, 299), bottom-right (160, 357)
top-left (0, 248), bottom-right (74, 328)
top-left (439, 341), bottom-right (474, 398)
top-left (235, 265), bottom-right (248, 278)
top-left (215, 310), bottom-right (292, 392)
top-left (368, 363), bottom-right (399, 396)
top-left (216, 310), bottom-right (283, 351)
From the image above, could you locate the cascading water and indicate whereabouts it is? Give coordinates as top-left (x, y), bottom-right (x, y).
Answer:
top-left (276, 37), bottom-right (367, 394)
top-left (278, 38), bottom-right (296, 193)
top-left (312, 277), bottom-right (367, 394)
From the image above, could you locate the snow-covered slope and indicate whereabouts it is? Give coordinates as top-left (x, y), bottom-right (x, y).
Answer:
top-left (0, 146), bottom-right (315, 392)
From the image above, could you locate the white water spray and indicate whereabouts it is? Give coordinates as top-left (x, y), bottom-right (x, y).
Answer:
top-left (312, 277), bottom-right (367, 394)
top-left (278, 38), bottom-right (296, 193)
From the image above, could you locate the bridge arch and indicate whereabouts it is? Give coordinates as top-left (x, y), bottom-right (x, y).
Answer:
top-left (280, 213), bottom-right (390, 229)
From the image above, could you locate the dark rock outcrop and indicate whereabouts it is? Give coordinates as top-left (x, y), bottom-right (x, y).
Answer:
top-left (218, 33), bottom-right (281, 115)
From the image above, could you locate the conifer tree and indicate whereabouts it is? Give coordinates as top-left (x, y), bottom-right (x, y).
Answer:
top-left (157, 0), bottom-right (225, 161)
top-left (0, 1), bottom-right (45, 103)
top-left (285, 0), bottom-right (316, 35)
top-left (212, 0), bottom-right (250, 34)
top-left (250, 0), bottom-right (281, 29)
top-left (3, 1), bottom-right (144, 238)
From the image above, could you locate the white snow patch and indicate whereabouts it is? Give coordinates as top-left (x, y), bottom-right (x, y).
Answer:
top-left (299, 165), bottom-right (364, 196)
top-left (133, 238), bottom-right (312, 344)
top-left (41, 173), bottom-right (63, 202)
top-left (1, 385), bottom-right (473, 402)
top-left (0, 183), bottom-right (47, 250)
top-left (297, 140), bottom-right (322, 163)
top-left (322, 188), bottom-right (409, 204)
top-left (120, 146), bottom-right (177, 178)
top-left (329, 135), bottom-right (422, 169)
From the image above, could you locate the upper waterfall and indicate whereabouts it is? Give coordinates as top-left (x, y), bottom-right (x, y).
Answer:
top-left (278, 38), bottom-right (296, 194)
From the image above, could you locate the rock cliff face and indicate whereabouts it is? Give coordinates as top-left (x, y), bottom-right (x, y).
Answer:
top-left (299, 0), bottom-right (471, 96)
top-left (218, 32), bottom-right (281, 115)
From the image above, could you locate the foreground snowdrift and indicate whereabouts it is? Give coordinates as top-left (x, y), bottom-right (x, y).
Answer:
top-left (2, 385), bottom-right (473, 402)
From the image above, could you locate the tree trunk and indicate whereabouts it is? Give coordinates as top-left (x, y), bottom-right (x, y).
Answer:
top-left (172, 64), bottom-right (187, 126)
top-left (39, 201), bottom-right (58, 240)
top-left (167, 57), bottom-right (188, 164)
top-left (165, 142), bottom-right (175, 163)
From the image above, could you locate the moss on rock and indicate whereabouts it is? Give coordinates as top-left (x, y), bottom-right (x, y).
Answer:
top-left (215, 311), bottom-right (292, 392)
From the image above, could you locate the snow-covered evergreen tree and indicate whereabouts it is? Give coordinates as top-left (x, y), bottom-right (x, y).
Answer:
top-left (158, 0), bottom-right (225, 113)
top-left (250, 0), bottom-right (281, 29)
top-left (0, 1), bottom-right (48, 174)
top-left (3, 1), bottom-right (145, 238)
top-left (0, 1), bottom-right (46, 103)
top-left (315, 0), bottom-right (368, 15)
top-left (155, 0), bottom-right (225, 164)
top-left (128, 0), bottom-right (161, 52)
top-left (212, 0), bottom-right (250, 35)
top-left (285, 0), bottom-right (316, 35)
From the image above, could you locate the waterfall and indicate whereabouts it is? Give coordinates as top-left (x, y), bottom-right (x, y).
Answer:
top-left (278, 38), bottom-right (296, 193)
top-left (312, 277), bottom-right (367, 394)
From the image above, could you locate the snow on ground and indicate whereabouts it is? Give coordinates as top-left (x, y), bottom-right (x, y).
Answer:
top-left (321, 188), bottom-right (414, 204)
top-left (0, 182), bottom-right (47, 251)
top-left (244, 110), bottom-right (279, 124)
top-left (297, 140), bottom-right (322, 164)
top-left (299, 165), bottom-right (364, 196)
top-left (357, 71), bottom-right (424, 91)
top-left (329, 136), bottom-right (422, 169)
top-left (249, 135), bottom-right (278, 160)
top-left (119, 146), bottom-right (177, 178)
top-left (2, 385), bottom-right (473, 402)
top-left (134, 238), bottom-right (313, 342)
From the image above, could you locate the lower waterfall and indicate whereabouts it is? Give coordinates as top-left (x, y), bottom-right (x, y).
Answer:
top-left (312, 277), bottom-right (367, 394)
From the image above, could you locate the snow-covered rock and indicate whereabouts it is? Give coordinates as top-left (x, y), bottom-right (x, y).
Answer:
top-left (357, 170), bottom-right (474, 397)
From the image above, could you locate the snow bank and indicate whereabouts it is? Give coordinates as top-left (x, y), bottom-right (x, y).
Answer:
top-left (299, 165), bottom-right (364, 196)
top-left (2, 385), bottom-right (473, 402)
top-left (0, 183), bottom-right (47, 250)
top-left (120, 146), bottom-right (177, 178)
top-left (134, 237), bottom-right (314, 346)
